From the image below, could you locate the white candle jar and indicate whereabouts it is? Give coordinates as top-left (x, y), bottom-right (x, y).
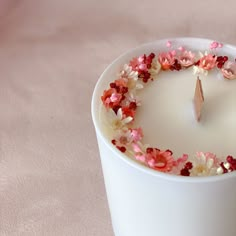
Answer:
top-left (91, 38), bottom-right (236, 236)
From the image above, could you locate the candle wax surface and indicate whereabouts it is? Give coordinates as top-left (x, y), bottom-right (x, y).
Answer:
top-left (134, 69), bottom-right (236, 157)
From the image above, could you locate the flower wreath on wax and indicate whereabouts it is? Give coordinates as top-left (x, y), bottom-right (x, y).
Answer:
top-left (101, 40), bottom-right (236, 177)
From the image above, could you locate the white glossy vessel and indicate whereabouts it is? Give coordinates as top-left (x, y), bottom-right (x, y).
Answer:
top-left (92, 38), bottom-right (236, 236)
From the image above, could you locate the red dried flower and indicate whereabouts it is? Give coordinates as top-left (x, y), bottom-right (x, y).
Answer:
top-left (121, 106), bottom-right (136, 119)
top-left (101, 88), bottom-right (122, 108)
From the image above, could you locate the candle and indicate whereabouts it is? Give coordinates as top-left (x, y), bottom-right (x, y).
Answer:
top-left (92, 38), bottom-right (236, 236)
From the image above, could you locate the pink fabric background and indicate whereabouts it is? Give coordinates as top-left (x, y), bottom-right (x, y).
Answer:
top-left (0, 0), bottom-right (236, 235)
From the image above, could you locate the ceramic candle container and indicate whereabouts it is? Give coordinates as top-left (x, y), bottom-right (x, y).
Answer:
top-left (92, 38), bottom-right (236, 236)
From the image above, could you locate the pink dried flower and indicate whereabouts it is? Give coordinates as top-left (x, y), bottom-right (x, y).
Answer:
top-left (145, 148), bottom-right (175, 172)
top-left (132, 143), bottom-right (146, 163)
top-left (130, 55), bottom-right (149, 72)
top-left (171, 154), bottom-right (189, 175)
top-left (129, 53), bottom-right (156, 83)
top-left (135, 154), bottom-right (146, 162)
top-left (174, 154), bottom-right (188, 166)
top-left (110, 93), bottom-right (122, 103)
top-left (114, 128), bottom-right (143, 148)
top-left (170, 50), bottom-right (176, 56)
top-left (113, 130), bottom-right (132, 147)
top-left (138, 55), bottom-right (145, 63)
top-left (201, 152), bottom-right (217, 160)
top-left (158, 52), bottom-right (175, 70)
top-left (210, 41), bottom-right (223, 49)
top-left (132, 143), bottom-right (142, 153)
top-left (221, 61), bottom-right (236, 80)
top-left (130, 127), bottom-right (143, 142)
top-left (210, 41), bottom-right (219, 49)
top-left (166, 40), bottom-right (172, 48)
top-left (178, 46), bottom-right (185, 51)
top-left (178, 50), bottom-right (195, 67)
top-left (139, 63), bottom-right (147, 71)
top-left (129, 57), bottom-right (140, 71)
top-left (198, 54), bottom-right (217, 70)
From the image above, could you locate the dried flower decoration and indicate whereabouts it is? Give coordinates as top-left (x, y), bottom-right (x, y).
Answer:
top-left (101, 40), bottom-right (236, 177)
top-left (221, 61), bottom-right (236, 80)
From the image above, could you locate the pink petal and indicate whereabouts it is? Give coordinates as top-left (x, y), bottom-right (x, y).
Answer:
top-left (166, 40), bottom-right (172, 48)
top-left (110, 93), bottom-right (122, 102)
top-left (138, 56), bottom-right (145, 63)
top-left (139, 63), bottom-right (147, 71)
top-left (132, 143), bottom-right (142, 153)
top-left (170, 50), bottom-right (176, 56)
top-left (130, 128), bottom-right (143, 142)
top-left (221, 61), bottom-right (236, 80)
top-left (210, 41), bottom-right (219, 49)
top-left (135, 154), bottom-right (146, 162)
top-left (178, 46), bottom-right (185, 51)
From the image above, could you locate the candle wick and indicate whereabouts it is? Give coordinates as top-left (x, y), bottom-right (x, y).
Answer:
top-left (194, 76), bottom-right (204, 122)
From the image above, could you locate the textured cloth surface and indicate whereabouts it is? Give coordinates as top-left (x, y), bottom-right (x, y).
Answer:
top-left (0, 0), bottom-right (236, 235)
